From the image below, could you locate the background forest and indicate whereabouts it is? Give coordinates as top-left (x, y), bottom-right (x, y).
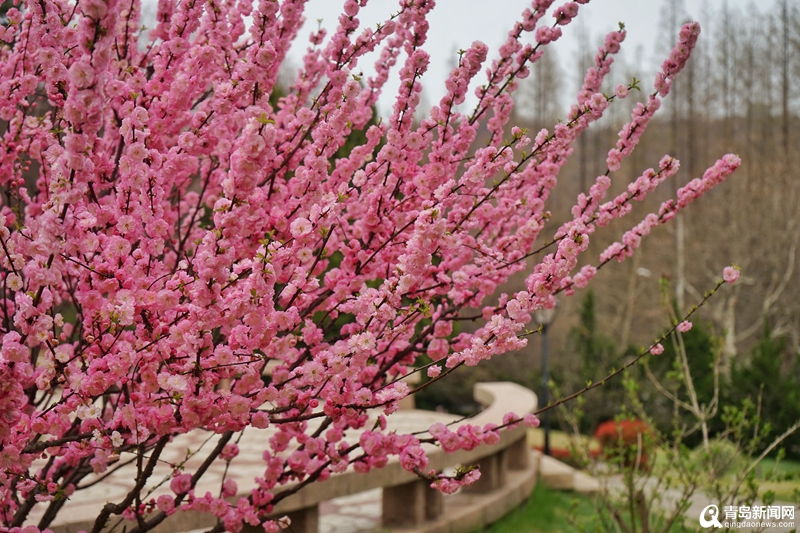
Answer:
top-left (415, 0), bottom-right (800, 457)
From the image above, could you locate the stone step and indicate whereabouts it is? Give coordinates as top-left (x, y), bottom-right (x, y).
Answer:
top-left (538, 453), bottom-right (575, 490)
top-left (573, 471), bottom-right (600, 493)
top-left (537, 452), bottom-right (598, 494)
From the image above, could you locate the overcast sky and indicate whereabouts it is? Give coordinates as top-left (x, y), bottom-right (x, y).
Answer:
top-left (286, 0), bottom-right (754, 115)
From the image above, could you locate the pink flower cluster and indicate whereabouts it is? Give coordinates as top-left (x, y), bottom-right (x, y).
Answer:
top-left (0, 0), bottom-right (738, 530)
top-left (598, 154), bottom-right (739, 266)
top-left (723, 266), bottom-right (740, 284)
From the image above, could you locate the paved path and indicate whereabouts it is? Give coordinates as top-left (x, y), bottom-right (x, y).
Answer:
top-left (319, 490), bottom-right (382, 533)
top-left (184, 490), bottom-right (383, 533)
top-left (30, 410), bottom-right (456, 532)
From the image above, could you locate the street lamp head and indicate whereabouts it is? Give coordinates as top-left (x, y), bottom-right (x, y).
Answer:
top-left (533, 300), bottom-right (558, 327)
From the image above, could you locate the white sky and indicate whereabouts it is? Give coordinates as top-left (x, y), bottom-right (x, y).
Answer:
top-left (286, 0), bottom-right (754, 116)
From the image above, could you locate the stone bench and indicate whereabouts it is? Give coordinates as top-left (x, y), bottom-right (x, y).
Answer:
top-left (37, 382), bottom-right (537, 533)
top-left (259, 381), bottom-right (538, 533)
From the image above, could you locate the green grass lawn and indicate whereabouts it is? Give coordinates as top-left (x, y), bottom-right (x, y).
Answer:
top-left (477, 484), bottom-right (695, 533)
top-left (473, 456), bottom-right (800, 533)
top-left (754, 456), bottom-right (800, 478)
top-left (476, 484), bottom-right (599, 533)
top-left (752, 456), bottom-right (800, 502)
top-left (505, 430), bottom-right (800, 533)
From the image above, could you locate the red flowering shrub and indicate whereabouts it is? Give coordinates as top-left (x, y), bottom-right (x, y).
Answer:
top-left (531, 445), bottom-right (601, 470)
top-left (595, 419), bottom-right (653, 469)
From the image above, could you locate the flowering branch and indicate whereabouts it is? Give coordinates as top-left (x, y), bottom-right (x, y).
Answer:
top-left (0, 0), bottom-right (740, 530)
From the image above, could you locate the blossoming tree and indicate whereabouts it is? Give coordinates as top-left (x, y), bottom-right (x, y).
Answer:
top-left (0, 0), bottom-right (740, 530)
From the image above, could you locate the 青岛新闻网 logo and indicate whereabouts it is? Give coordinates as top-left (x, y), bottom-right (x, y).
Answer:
top-left (699, 504), bottom-right (723, 528)
top-left (700, 503), bottom-right (796, 528)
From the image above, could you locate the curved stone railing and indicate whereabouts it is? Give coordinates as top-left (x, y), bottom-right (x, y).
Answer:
top-left (41, 382), bottom-right (538, 533)
top-left (262, 381), bottom-right (539, 533)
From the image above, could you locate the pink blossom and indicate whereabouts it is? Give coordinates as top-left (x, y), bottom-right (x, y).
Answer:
top-left (427, 365), bottom-right (442, 378)
top-left (170, 474), bottom-right (192, 495)
top-left (677, 321), bottom-right (693, 333)
top-left (523, 414), bottom-right (541, 428)
top-left (650, 343), bottom-right (664, 356)
top-left (158, 373), bottom-right (189, 393)
top-left (157, 494), bottom-right (175, 513)
top-left (290, 218), bottom-right (313, 238)
top-left (288, 450), bottom-right (310, 473)
top-left (68, 62), bottom-right (94, 88)
top-left (723, 266), bottom-right (740, 284)
top-left (222, 479), bottom-right (238, 498)
top-left (220, 443), bottom-right (240, 461)
top-left (502, 412), bottom-right (521, 429)
top-left (400, 445), bottom-right (429, 472)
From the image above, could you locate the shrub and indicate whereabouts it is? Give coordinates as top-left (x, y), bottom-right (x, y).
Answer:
top-left (595, 418), bottom-right (653, 470)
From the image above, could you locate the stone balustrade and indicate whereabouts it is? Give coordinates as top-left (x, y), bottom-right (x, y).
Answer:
top-left (259, 382), bottom-right (538, 533)
top-left (36, 382), bottom-right (538, 533)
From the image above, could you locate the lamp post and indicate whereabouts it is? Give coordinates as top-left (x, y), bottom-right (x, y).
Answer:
top-left (534, 303), bottom-right (558, 456)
